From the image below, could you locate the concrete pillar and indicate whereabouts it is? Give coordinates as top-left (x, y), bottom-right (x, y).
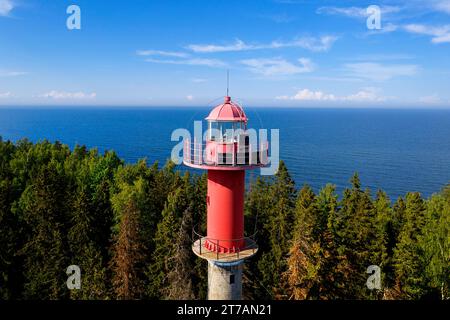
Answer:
top-left (207, 261), bottom-right (243, 300)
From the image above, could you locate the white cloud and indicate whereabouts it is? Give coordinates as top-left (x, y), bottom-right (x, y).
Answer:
top-left (187, 36), bottom-right (338, 53)
top-left (191, 78), bottom-right (207, 83)
top-left (276, 87), bottom-right (387, 102)
top-left (145, 58), bottom-right (226, 68)
top-left (289, 36), bottom-right (338, 52)
top-left (277, 89), bottom-right (337, 101)
top-left (188, 39), bottom-right (253, 53)
top-left (317, 6), bottom-right (368, 18)
top-left (317, 6), bottom-right (401, 19)
top-left (0, 0), bottom-right (13, 17)
top-left (39, 90), bottom-right (97, 100)
top-left (365, 23), bottom-right (399, 36)
top-left (433, 0), bottom-right (450, 14)
top-left (0, 70), bottom-right (27, 77)
top-left (345, 88), bottom-right (387, 102)
top-left (348, 53), bottom-right (414, 61)
top-left (0, 91), bottom-right (11, 98)
top-left (136, 50), bottom-right (188, 58)
top-left (403, 24), bottom-right (450, 43)
top-left (343, 62), bottom-right (419, 81)
top-left (420, 94), bottom-right (442, 104)
top-left (186, 95), bottom-right (194, 101)
top-left (240, 58), bottom-right (315, 76)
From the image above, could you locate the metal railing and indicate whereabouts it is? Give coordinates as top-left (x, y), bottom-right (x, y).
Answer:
top-left (184, 138), bottom-right (269, 167)
top-left (192, 227), bottom-right (258, 261)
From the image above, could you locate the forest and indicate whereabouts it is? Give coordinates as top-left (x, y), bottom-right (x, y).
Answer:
top-left (0, 138), bottom-right (449, 300)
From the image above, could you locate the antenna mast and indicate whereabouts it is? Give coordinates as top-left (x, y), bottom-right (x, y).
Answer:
top-left (226, 70), bottom-right (229, 97)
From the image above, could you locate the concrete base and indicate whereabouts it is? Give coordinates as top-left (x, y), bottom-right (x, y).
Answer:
top-left (207, 261), bottom-right (243, 300)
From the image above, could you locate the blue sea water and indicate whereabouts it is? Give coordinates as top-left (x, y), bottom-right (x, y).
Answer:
top-left (0, 107), bottom-right (449, 199)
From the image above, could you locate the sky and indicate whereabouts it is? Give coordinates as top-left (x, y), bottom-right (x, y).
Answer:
top-left (1, 0), bottom-right (450, 107)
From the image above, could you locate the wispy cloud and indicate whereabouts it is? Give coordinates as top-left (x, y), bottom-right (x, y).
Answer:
top-left (137, 48), bottom-right (226, 68)
top-left (276, 87), bottom-right (387, 102)
top-left (187, 36), bottom-right (338, 53)
top-left (39, 90), bottom-right (97, 100)
top-left (145, 58), bottom-right (226, 68)
top-left (317, 6), bottom-right (401, 19)
top-left (343, 62), bottom-right (419, 81)
top-left (191, 78), bottom-right (207, 83)
top-left (420, 94), bottom-right (442, 104)
top-left (365, 23), bottom-right (399, 36)
top-left (0, 0), bottom-right (14, 17)
top-left (0, 91), bottom-right (11, 98)
top-left (0, 70), bottom-right (28, 77)
top-left (136, 50), bottom-right (188, 58)
top-left (187, 39), bottom-right (252, 53)
top-left (432, 0), bottom-right (450, 14)
top-left (345, 53), bottom-right (414, 62)
top-left (291, 36), bottom-right (338, 52)
top-left (404, 24), bottom-right (450, 43)
top-left (186, 95), bottom-right (194, 101)
top-left (240, 58), bottom-right (315, 76)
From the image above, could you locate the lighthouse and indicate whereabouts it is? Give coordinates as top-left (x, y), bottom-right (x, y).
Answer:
top-left (183, 96), bottom-right (268, 300)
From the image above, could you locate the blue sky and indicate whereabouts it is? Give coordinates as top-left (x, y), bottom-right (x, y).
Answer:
top-left (1, 0), bottom-right (450, 107)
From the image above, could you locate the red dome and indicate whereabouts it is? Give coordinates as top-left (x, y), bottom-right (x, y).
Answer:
top-left (206, 96), bottom-right (248, 122)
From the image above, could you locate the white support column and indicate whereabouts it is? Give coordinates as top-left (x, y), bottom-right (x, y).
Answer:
top-left (207, 261), bottom-right (243, 300)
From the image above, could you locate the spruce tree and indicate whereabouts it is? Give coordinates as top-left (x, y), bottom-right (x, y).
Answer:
top-left (332, 173), bottom-right (384, 298)
top-left (67, 182), bottom-right (108, 299)
top-left (373, 190), bottom-right (397, 297)
top-left (147, 186), bottom-right (188, 299)
top-left (286, 184), bottom-right (320, 299)
top-left (420, 189), bottom-right (450, 299)
top-left (257, 161), bottom-right (296, 299)
top-left (162, 206), bottom-right (196, 299)
top-left (110, 177), bottom-right (148, 299)
top-left (393, 192), bottom-right (427, 299)
top-left (19, 162), bottom-right (70, 299)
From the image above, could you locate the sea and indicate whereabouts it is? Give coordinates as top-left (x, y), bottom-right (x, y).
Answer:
top-left (1, 107), bottom-right (449, 200)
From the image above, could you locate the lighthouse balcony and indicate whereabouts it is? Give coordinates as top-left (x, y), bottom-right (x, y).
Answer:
top-left (192, 232), bottom-right (259, 263)
top-left (183, 138), bottom-right (269, 170)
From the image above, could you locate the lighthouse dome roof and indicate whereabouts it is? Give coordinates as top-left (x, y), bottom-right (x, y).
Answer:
top-left (205, 96), bottom-right (248, 122)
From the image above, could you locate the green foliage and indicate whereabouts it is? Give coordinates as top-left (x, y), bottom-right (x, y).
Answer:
top-left (0, 139), bottom-right (448, 300)
top-left (393, 192), bottom-right (428, 299)
top-left (421, 190), bottom-right (450, 299)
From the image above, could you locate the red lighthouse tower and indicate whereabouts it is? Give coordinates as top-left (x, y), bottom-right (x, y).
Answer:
top-left (184, 96), bottom-right (268, 300)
